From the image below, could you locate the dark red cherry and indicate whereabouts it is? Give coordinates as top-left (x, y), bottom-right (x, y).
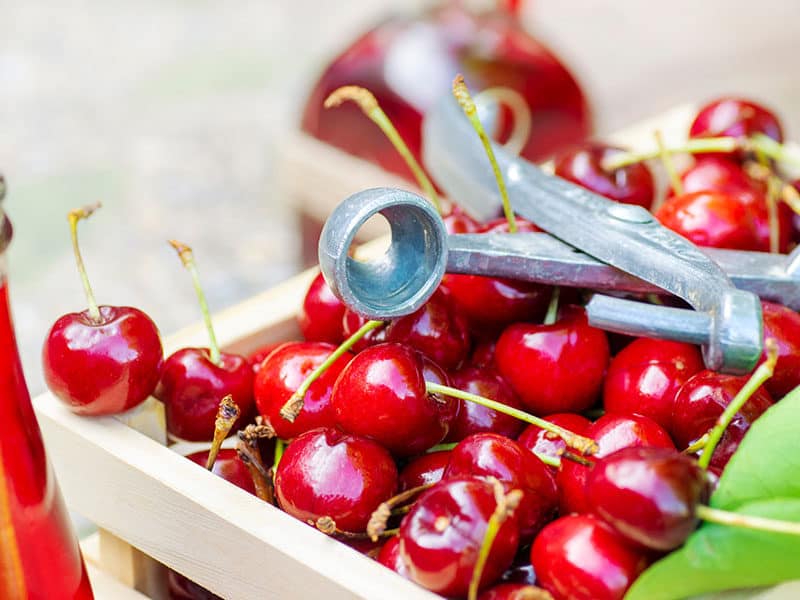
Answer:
top-left (554, 142), bottom-right (655, 209)
top-left (332, 343), bottom-right (457, 456)
top-left (478, 583), bottom-right (546, 600)
top-left (587, 447), bottom-right (709, 551)
top-left (760, 301), bottom-right (800, 398)
top-left (517, 412), bottom-right (592, 472)
top-left (531, 514), bottom-right (648, 600)
top-left (377, 536), bottom-right (411, 579)
top-left (443, 203), bottom-right (482, 235)
top-left (254, 341), bottom-right (353, 439)
top-left (185, 448), bottom-right (256, 495)
top-left (399, 450), bottom-right (451, 492)
top-left (602, 339), bottom-right (704, 431)
top-left (444, 366), bottom-right (525, 442)
top-left (689, 98), bottom-right (783, 149)
top-left (341, 308), bottom-right (387, 353)
top-left (155, 348), bottom-right (254, 441)
top-left (470, 338), bottom-right (498, 368)
top-left (498, 557), bottom-right (537, 586)
top-left (495, 306), bottom-right (610, 415)
top-left (298, 272), bottom-right (346, 345)
top-left (385, 287), bottom-right (471, 370)
top-left (399, 478), bottom-right (520, 597)
top-left (43, 306), bottom-right (163, 415)
top-left (557, 413), bottom-right (675, 516)
top-left (445, 433), bottom-right (557, 540)
top-left (274, 427), bottom-right (397, 532)
top-left (247, 341), bottom-right (289, 374)
top-left (671, 371), bottom-right (773, 472)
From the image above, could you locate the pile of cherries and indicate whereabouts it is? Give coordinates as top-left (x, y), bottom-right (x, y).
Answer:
top-left (42, 94), bottom-right (800, 600)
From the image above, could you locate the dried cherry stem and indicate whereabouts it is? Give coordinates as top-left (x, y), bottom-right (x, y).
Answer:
top-left (280, 319), bottom-right (386, 422)
top-left (453, 74), bottom-right (518, 233)
top-left (683, 433), bottom-right (709, 455)
top-left (468, 478), bottom-right (523, 600)
top-left (696, 505), bottom-right (800, 536)
top-left (205, 395), bottom-right (240, 470)
top-left (654, 129), bottom-right (684, 197)
top-left (698, 339), bottom-right (778, 470)
top-left (236, 432), bottom-right (274, 504)
top-left (425, 382), bottom-right (598, 455)
top-left (475, 86), bottom-right (532, 157)
top-left (543, 286), bottom-right (561, 326)
top-left (324, 86), bottom-right (441, 213)
top-left (367, 483), bottom-right (435, 541)
top-left (68, 202), bottom-right (103, 323)
top-left (561, 451), bottom-right (595, 467)
top-left (315, 516), bottom-right (398, 540)
top-left (168, 240), bottom-right (221, 365)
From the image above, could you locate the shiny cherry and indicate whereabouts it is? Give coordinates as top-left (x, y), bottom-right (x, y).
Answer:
top-left (587, 446), bottom-right (709, 551)
top-left (185, 448), bottom-right (256, 495)
top-left (602, 338), bottom-right (704, 431)
top-left (689, 97), bottom-right (783, 151)
top-left (531, 514), bottom-right (648, 600)
top-left (332, 343), bottom-right (457, 456)
top-left (341, 308), bottom-right (387, 353)
top-left (398, 450), bottom-right (451, 492)
top-left (254, 341), bottom-right (352, 439)
top-left (377, 536), bottom-right (411, 579)
top-left (760, 301), bottom-right (800, 398)
top-left (298, 272), bottom-right (346, 344)
top-left (554, 142), bottom-right (655, 208)
top-left (274, 427), bottom-right (397, 533)
top-left (247, 341), bottom-right (288, 374)
top-left (517, 412), bottom-right (592, 472)
top-left (399, 478), bottom-right (520, 597)
top-left (495, 305), bottom-right (609, 415)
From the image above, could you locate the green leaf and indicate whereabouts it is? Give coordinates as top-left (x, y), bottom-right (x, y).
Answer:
top-left (625, 498), bottom-right (800, 600)
top-left (711, 385), bottom-right (800, 511)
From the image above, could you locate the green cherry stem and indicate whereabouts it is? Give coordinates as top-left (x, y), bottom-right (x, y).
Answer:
top-left (683, 433), bottom-right (709, 455)
top-left (602, 136), bottom-right (739, 171)
top-left (697, 339), bottom-right (778, 470)
top-left (272, 438), bottom-right (284, 483)
top-left (655, 129), bottom-right (684, 197)
top-left (169, 240), bottom-right (221, 366)
top-left (696, 505), bottom-right (800, 536)
top-left (425, 381), bottom-right (598, 455)
top-left (68, 203), bottom-right (103, 323)
top-left (453, 74), bottom-right (518, 233)
top-left (324, 86), bottom-right (441, 214)
top-left (543, 286), bottom-right (561, 326)
top-left (280, 319), bottom-right (386, 422)
top-left (426, 442), bottom-right (458, 453)
top-left (751, 133), bottom-right (800, 170)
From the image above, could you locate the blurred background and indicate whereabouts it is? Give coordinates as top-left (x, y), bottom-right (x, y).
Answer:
top-left (3, 0), bottom-right (799, 395)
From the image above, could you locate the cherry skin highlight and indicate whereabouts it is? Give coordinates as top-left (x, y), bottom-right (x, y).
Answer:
top-left (377, 536), bottom-right (411, 579)
top-left (759, 301), bottom-right (800, 398)
top-left (689, 97), bottom-right (783, 150)
top-left (517, 412), bottom-right (592, 472)
top-left (298, 272), bottom-right (346, 344)
top-left (399, 450), bottom-right (452, 492)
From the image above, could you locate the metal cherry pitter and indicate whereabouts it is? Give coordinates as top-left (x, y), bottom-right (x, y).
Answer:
top-left (317, 91), bottom-right (800, 375)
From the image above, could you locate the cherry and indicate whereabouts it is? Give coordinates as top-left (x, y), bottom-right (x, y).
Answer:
top-left (557, 413), bottom-right (674, 516)
top-left (602, 338), bottom-right (704, 431)
top-left (186, 448), bottom-right (257, 495)
top-left (298, 272), bottom-right (346, 345)
top-left (531, 514), bottom-right (648, 600)
top-left (341, 308), bottom-right (387, 353)
top-left (376, 536), bottom-right (410, 579)
top-left (43, 204), bottom-right (163, 416)
top-left (384, 287), bottom-right (471, 370)
top-left (478, 583), bottom-right (546, 600)
top-left (443, 202), bottom-right (482, 235)
top-left (444, 433), bottom-right (558, 540)
top-left (274, 427), bottom-right (397, 533)
top-left (167, 570), bottom-right (221, 600)
top-left (495, 305), bottom-right (610, 415)
top-left (398, 450), bottom-right (451, 492)
top-left (399, 478), bottom-right (520, 597)
top-left (444, 366), bottom-right (525, 442)
top-left (670, 370), bottom-right (773, 472)
top-left (470, 338), bottom-right (498, 369)
top-left (254, 341), bottom-right (352, 440)
top-left (554, 142), bottom-right (655, 209)
top-left (517, 412), bottom-right (592, 472)
top-left (332, 343), bottom-right (457, 457)
top-left (247, 341), bottom-right (288, 374)
top-left (689, 97), bottom-right (783, 153)
top-left (759, 301), bottom-right (800, 398)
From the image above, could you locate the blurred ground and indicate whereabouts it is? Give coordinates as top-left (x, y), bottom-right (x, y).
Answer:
top-left (3, 0), bottom-right (799, 396)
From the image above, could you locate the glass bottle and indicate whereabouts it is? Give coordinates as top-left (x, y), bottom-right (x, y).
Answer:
top-left (0, 176), bottom-right (94, 599)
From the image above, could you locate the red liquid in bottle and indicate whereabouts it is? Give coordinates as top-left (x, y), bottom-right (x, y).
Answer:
top-left (0, 277), bottom-right (94, 598)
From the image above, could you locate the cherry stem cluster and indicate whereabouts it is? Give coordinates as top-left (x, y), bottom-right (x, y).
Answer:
top-left (367, 483), bottom-right (434, 541)
top-left (68, 202), bottom-right (103, 323)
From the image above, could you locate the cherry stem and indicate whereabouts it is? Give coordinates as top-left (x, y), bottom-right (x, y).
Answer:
top-left (766, 176), bottom-right (781, 253)
top-left (655, 129), bottom-right (684, 197)
top-left (367, 483), bottom-right (434, 541)
top-left (696, 504), bottom-right (800, 537)
top-left (751, 133), bottom-right (800, 170)
top-left (535, 452), bottom-right (561, 469)
top-left (272, 437), bottom-right (284, 483)
top-left (602, 136), bottom-right (739, 171)
top-left (683, 433), bottom-right (709, 455)
top-left (744, 162), bottom-right (800, 217)
top-left (425, 381), bottom-right (598, 455)
top-left (697, 338), bottom-right (778, 470)
top-left (427, 442), bottom-right (457, 453)
top-left (453, 74), bottom-right (518, 233)
top-left (235, 434), bottom-right (274, 504)
top-left (68, 202), bottom-right (102, 323)
top-left (315, 516), bottom-right (398, 540)
top-left (169, 240), bottom-right (221, 366)
top-left (205, 395), bottom-right (240, 470)
top-left (543, 286), bottom-right (561, 326)
top-left (783, 183), bottom-right (800, 216)
top-left (475, 87), bottom-right (532, 157)
top-left (279, 318), bottom-right (385, 422)
top-left (324, 86), bottom-right (441, 214)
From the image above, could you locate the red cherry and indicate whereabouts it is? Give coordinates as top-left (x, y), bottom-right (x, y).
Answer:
top-left (254, 341), bottom-right (353, 439)
top-left (557, 413), bottom-right (675, 515)
top-left (587, 447), bottom-right (709, 551)
top-left (443, 203), bottom-right (482, 235)
top-left (517, 412), bottom-right (592, 472)
top-left (185, 448), bottom-right (256, 495)
top-left (531, 514), bottom-right (648, 600)
top-left (554, 142), bottom-right (655, 208)
top-left (602, 338), bottom-right (704, 431)
top-left (377, 536), bottom-right (411, 579)
top-left (341, 308), bottom-right (387, 353)
top-left (274, 427), bottom-right (397, 533)
top-left (470, 338), bottom-right (498, 368)
top-left (399, 478), bottom-right (520, 597)
top-left (155, 348), bottom-right (254, 441)
top-left (247, 341), bottom-right (289, 374)
top-left (298, 272), bottom-right (346, 344)
top-left (760, 301), bottom-right (800, 398)
top-left (495, 306), bottom-right (609, 415)
top-left (670, 371), bottom-right (772, 472)
top-left (43, 306), bottom-right (163, 415)
top-left (398, 450), bottom-right (451, 492)
top-left (444, 366), bottom-right (525, 442)
top-left (478, 583), bottom-right (545, 600)
top-left (444, 433), bottom-right (557, 540)
top-left (689, 98), bottom-right (783, 153)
